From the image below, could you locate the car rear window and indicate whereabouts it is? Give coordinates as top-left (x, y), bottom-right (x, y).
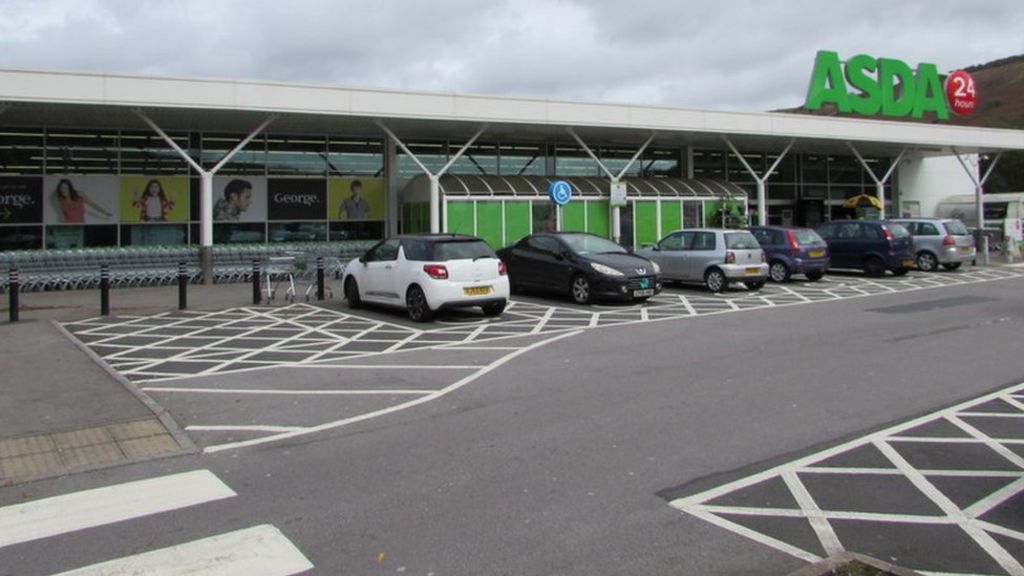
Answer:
top-left (427, 240), bottom-right (496, 261)
top-left (725, 232), bottom-right (759, 249)
top-left (945, 219), bottom-right (969, 235)
top-left (887, 223), bottom-right (911, 238)
top-left (795, 229), bottom-right (824, 245)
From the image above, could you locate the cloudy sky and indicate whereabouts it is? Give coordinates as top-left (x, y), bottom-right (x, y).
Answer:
top-left (0, 0), bottom-right (1022, 112)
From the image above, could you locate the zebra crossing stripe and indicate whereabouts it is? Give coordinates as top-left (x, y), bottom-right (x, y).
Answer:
top-left (0, 470), bottom-right (235, 549)
top-left (49, 524), bottom-right (312, 576)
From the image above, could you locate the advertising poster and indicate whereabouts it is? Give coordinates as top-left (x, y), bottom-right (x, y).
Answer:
top-left (213, 175), bottom-right (267, 222)
top-left (120, 176), bottom-right (190, 223)
top-left (268, 179), bottom-right (326, 221)
top-left (328, 177), bottom-right (385, 221)
top-left (0, 176), bottom-right (43, 224)
top-left (43, 175), bottom-right (119, 224)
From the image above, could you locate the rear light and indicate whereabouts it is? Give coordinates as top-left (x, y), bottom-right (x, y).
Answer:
top-left (498, 261), bottom-right (508, 276)
top-left (725, 251), bottom-right (736, 264)
top-left (761, 251), bottom-right (767, 263)
top-left (942, 235), bottom-right (955, 246)
top-left (882, 226), bottom-right (894, 241)
top-left (786, 229), bottom-right (800, 251)
top-left (423, 264), bottom-right (448, 280)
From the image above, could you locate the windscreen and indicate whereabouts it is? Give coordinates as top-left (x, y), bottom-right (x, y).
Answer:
top-left (887, 223), bottom-right (911, 238)
top-left (561, 234), bottom-right (626, 255)
top-left (724, 232), bottom-right (760, 249)
top-left (432, 240), bottom-right (496, 261)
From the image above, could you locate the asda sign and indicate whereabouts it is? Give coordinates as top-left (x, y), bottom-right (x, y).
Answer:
top-left (806, 50), bottom-right (976, 120)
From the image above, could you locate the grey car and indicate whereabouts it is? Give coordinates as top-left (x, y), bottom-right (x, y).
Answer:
top-left (890, 217), bottom-right (976, 271)
top-left (636, 228), bottom-right (768, 292)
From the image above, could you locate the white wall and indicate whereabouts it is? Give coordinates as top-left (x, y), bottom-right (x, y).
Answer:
top-left (897, 154), bottom-right (977, 218)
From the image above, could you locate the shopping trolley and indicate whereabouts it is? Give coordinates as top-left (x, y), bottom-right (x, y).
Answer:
top-left (262, 251), bottom-right (342, 303)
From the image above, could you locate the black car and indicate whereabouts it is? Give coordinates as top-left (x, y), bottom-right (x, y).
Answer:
top-left (815, 220), bottom-right (914, 277)
top-left (497, 232), bottom-right (662, 304)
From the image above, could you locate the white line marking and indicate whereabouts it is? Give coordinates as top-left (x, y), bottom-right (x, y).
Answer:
top-left (51, 524), bottom-right (313, 576)
top-left (675, 505), bottom-right (822, 563)
top-left (799, 467), bottom-right (1024, 478)
top-left (0, 470), bottom-right (235, 549)
top-left (186, 425), bottom-right (307, 433)
top-left (203, 330), bottom-right (583, 453)
top-left (146, 387), bottom-right (436, 396)
top-left (964, 476), bottom-right (1024, 518)
top-left (781, 471), bottom-right (843, 555)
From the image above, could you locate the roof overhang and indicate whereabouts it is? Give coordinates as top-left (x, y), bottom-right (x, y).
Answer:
top-left (1, 68), bottom-right (1022, 158)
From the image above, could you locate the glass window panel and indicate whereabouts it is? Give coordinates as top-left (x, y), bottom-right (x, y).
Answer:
top-left (692, 149), bottom-right (725, 179)
top-left (214, 223), bottom-right (265, 244)
top-left (120, 131), bottom-right (192, 175)
top-left (398, 142), bottom-right (447, 178)
top-left (0, 225), bottom-right (42, 249)
top-left (770, 154), bottom-right (798, 183)
top-left (327, 138), bottom-right (383, 177)
top-left (727, 151), bottom-right (763, 183)
top-left (0, 129), bottom-right (44, 175)
top-left (329, 221), bottom-right (385, 241)
top-left (45, 129), bottom-right (118, 174)
top-left (555, 146), bottom-right (599, 177)
top-left (268, 221), bottom-right (327, 242)
top-left (642, 149), bottom-right (680, 178)
top-left (531, 202), bottom-right (556, 233)
top-left (201, 133), bottom-right (266, 175)
top-left (46, 225), bottom-right (117, 248)
top-left (448, 142), bottom-right (498, 176)
top-left (499, 144), bottom-right (545, 176)
top-left (801, 153), bottom-right (828, 184)
top-left (266, 136), bottom-right (327, 176)
top-left (120, 224), bottom-right (187, 246)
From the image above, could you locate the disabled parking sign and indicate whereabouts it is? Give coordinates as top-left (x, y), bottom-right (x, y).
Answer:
top-left (548, 180), bottom-right (573, 206)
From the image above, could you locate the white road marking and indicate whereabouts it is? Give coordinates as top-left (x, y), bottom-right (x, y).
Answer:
top-left (50, 524), bottom-right (313, 576)
top-left (145, 387), bottom-right (436, 396)
top-left (781, 471), bottom-right (843, 555)
top-left (203, 330), bottom-right (583, 453)
top-left (186, 425), bottom-right (306, 433)
top-left (0, 470), bottom-right (235, 549)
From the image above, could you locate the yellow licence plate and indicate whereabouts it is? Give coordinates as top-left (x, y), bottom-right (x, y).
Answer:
top-left (744, 267), bottom-right (761, 276)
top-left (809, 250), bottom-right (825, 258)
top-left (463, 286), bottom-right (492, 296)
top-left (960, 246), bottom-right (973, 253)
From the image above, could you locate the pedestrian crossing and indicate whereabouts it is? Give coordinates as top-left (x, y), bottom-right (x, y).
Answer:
top-left (0, 470), bottom-right (312, 575)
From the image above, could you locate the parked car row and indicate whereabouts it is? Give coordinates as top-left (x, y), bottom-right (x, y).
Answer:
top-left (340, 217), bottom-right (974, 321)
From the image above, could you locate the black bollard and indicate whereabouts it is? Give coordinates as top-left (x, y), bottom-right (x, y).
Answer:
top-left (8, 267), bottom-right (19, 323)
top-left (178, 261), bottom-right (188, 310)
top-left (100, 264), bottom-right (110, 316)
top-left (316, 256), bottom-right (325, 301)
top-left (252, 258), bottom-right (261, 305)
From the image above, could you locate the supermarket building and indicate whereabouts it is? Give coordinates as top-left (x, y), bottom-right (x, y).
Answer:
top-left (1, 66), bottom-right (1022, 266)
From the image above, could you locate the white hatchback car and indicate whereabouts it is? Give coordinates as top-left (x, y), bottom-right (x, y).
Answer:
top-left (342, 234), bottom-right (510, 322)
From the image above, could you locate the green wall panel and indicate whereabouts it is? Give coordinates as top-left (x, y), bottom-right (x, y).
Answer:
top-left (475, 202), bottom-right (503, 249)
top-left (504, 202), bottom-right (532, 247)
top-left (446, 202), bottom-right (475, 236)
top-left (704, 201), bottom-right (722, 228)
top-left (562, 202), bottom-right (585, 232)
top-left (660, 201), bottom-right (682, 235)
top-left (586, 201), bottom-right (610, 237)
top-left (634, 201), bottom-right (659, 247)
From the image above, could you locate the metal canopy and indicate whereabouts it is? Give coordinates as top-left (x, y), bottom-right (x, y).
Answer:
top-left (435, 175), bottom-right (748, 199)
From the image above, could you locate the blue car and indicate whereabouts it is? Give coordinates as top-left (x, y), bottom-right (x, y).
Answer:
top-left (815, 220), bottom-right (914, 277)
top-left (748, 226), bottom-right (830, 282)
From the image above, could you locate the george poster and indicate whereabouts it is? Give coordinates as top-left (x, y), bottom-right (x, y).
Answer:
top-left (0, 177), bottom-right (43, 224)
top-left (328, 177), bottom-right (385, 221)
top-left (120, 176), bottom-right (190, 223)
top-left (268, 179), bottom-right (326, 221)
top-left (44, 175), bottom-right (119, 224)
top-left (213, 176), bottom-right (267, 222)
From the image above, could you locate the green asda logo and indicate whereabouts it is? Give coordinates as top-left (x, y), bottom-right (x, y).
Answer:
top-left (806, 50), bottom-right (950, 120)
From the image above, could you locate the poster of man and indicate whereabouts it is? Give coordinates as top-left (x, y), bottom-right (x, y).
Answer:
top-left (43, 175), bottom-right (119, 224)
top-left (119, 176), bottom-right (189, 223)
top-left (328, 177), bottom-right (385, 221)
top-left (213, 176), bottom-right (267, 222)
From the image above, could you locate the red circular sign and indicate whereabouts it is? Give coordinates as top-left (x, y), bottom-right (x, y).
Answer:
top-left (945, 70), bottom-right (977, 116)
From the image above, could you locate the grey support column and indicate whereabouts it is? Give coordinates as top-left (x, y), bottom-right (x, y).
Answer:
top-left (847, 144), bottom-right (906, 222)
top-left (953, 149), bottom-right (1002, 265)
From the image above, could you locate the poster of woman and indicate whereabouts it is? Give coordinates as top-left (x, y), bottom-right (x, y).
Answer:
top-left (119, 176), bottom-right (189, 223)
top-left (43, 175), bottom-right (119, 224)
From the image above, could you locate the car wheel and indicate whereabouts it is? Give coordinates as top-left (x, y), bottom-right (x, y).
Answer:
top-left (942, 262), bottom-right (962, 271)
top-left (863, 256), bottom-right (886, 278)
top-left (704, 268), bottom-right (728, 293)
top-left (768, 261), bottom-right (791, 283)
top-left (482, 300), bottom-right (506, 317)
top-left (344, 277), bottom-right (361, 309)
top-left (570, 275), bottom-right (592, 305)
top-left (745, 280), bottom-right (766, 290)
top-left (406, 285), bottom-right (434, 322)
top-left (916, 251), bottom-right (938, 272)
top-left (805, 270), bottom-right (824, 282)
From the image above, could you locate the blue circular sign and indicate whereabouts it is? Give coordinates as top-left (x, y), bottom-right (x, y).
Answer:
top-left (548, 180), bottom-right (573, 206)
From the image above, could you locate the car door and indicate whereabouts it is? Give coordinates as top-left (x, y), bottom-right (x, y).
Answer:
top-left (651, 231), bottom-right (688, 280)
top-left (829, 222), bottom-right (860, 269)
top-left (685, 231), bottom-right (717, 279)
top-left (361, 238), bottom-right (401, 303)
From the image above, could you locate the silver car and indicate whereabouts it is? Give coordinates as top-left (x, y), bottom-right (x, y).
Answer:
top-left (636, 228), bottom-right (769, 292)
top-left (890, 217), bottom-right (976, 271)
